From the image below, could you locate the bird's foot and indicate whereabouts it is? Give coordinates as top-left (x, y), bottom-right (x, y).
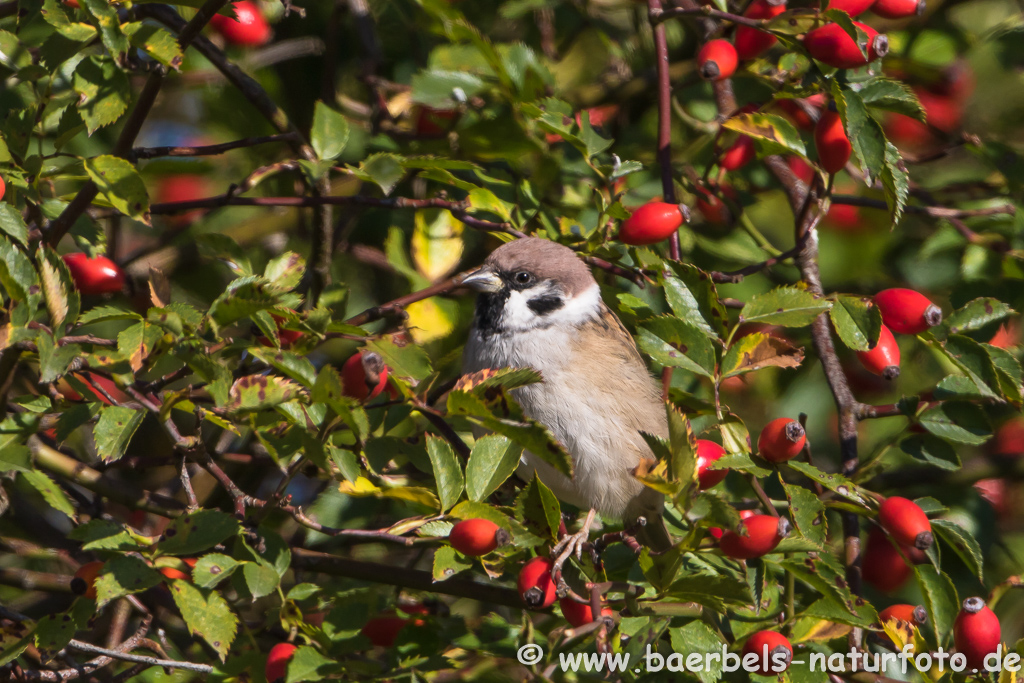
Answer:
top-left (551, 509), bottom-right (597, 597)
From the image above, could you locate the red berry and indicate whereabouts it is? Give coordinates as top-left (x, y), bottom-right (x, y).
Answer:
top-left (518, 556), bottom-right (557, 609)
top-left (448, 519), bottom-right (509, 556)
top-left (733, 0), bottom-right (787, 60)
top-left (361, 615), bottom-right (409, 648)
top-left (265, 643), bottom-right (297, 683)
top-left (0, 176), bottom-right (5, 201)
top-left (695, 185), bottom-right (736, 225)
top-left (720, 135), bottom-right (756, 171)
top-left (742, 631), bottom-right (793, 675)
top-left (815, 110), bottom-right (852, 174)
top-left (257, 313), bottom-right (304, 349)
top-left (871, 0), bottom-right (923, 18)
top-left (954, 598), bottom-right (1001, 671)
top-left (71, 561), bottom-right (104, 599)
top-left (719, 514), bottom-right (791, 559)
top-left (826, 0), bottom-right (876, 16)
top-left (992, 418), bottom-right (1024, 457)
top-left (862, 527), bottom-right (912, 592)
top-left (878, 497), bottom-right (933, 550)
top-left (874, 288), bottom-right (942, 334)
top-left (824, 203), bottom-right (862, 231)
top-left (155, 174), bottom-right (209, 228)
top-left (210, 1), bottom-right (271, 46)
top-left (697, 40), bottom-right (738, 81)
top-left (803, 22), bottom-right (889, 69)
top-left (63, 0), bottom-right (79, 7)
top-left (757, 418), bottom-right (806, 463)
top-left (63, 254), bottom-right (126, 295)
top-left (709, 509), bottom-right (755, 539)
top-left (158, 567), bottom-right (190, 582)
top-left (416, 107), bottom-right (459, 136)
top-left (341, 351), bottom-right (390, 401)
top-left (776, 94), bottom-right (827, 130)
top-left (879, 604), bottom-right (928, 626)
top-left (618, 202), bottom-right (687, 245)
top-left (989, 321), bottom-right (1019, 350)
top-left (559, 597), bottom-right (613, 627)
top-left (787, 156), bottom-right (815, 184)
top-left (857, 324), bottom-right (900, 379)
top-left (696, 439), bottom-right (728, 489)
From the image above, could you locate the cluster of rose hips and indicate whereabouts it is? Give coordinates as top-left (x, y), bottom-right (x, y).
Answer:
top-left (857, 288), bottom-right (943, 379)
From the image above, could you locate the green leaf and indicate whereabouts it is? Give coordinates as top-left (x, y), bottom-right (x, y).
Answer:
top-left (515, 476), bottom-right (561, 542)
top-left (36, 334), bottom-right (81, 384)
top-left (197, 233), bottom-right (252, 276)
top-left (33, 601), bottom-right (93, 663)
top-left (832, 84), bottom-right (886, 182)
top-left (37, 246), bottom-right (79, 335)
top-left (0, 203), bottom-right (28, 245)
top-left (285, 645), bottom-right (338, 683)
top-left (721, 113), bottom-right (807, 157)
top-left (668, 622), bottom-right (725, 683)
top-left (81, 0), bottom-right (129, 56)
top-left (829, 295), bottom-right (882, 352)
top-left (739, 286), bottom-right (831, 327)
top-left (264, 251), bottom-right (306, 292)
top-left (860, 78), bottom-right (926, 121)
top-left (576, 113), bottom-right (614, 159)
top-left (411, 70), bottom-right (486, 108)
top-left (913, 564), bottom-right (958, 646)
top-left (78, 306), bottom-right (143, 326)
top-left (779, 555), bottom-right (858, 617)
top-left (931, 519), bottom-right (983, 582)
top-left (311, 101), bottom-right (349, 161)
top-left (928, 335), bottom-right (1002, 397)
top-left (638, 316), bottom-right (715, 378)
top-left (364, 337), bottom-right (434, 382)
top-left (93, 405), bottom-right (144, 463)
top-left (899, 434), bottom-right (961, 470)
top-left (21, 469), bottom-right (76, 519)
top-left (192, 553), bottom-right (240, 589)
top-left (249, 348), bottom-right (317, 388)
top-left (40, 0), bottom-right (97, 41)
top-left (348, 153), bottom-right (405, 195)
top-left (783, 480), bottom-right (826, 547)
top-left (712, 452), bottom-right (772, 478)
top-left (168, 580), bottom-right (238, 661)
top-left (225, 375), bottom-right (305, 414)
top-left (466, 435), bottom-right (521, 502)
top-left (72, 57), bottom-right (131, 135)
top-left (785, 461), bottom-right (872, 507)
top-left (663, 262), bottom-right (728, 339)
top-left (935, 297), bottom-right (1014, 339)
top-left (208, 276), bottom-right (279, 332)
top-left (68, 519), bottom-right (141, 551)
top-left (880, 142), bottom-right (910, 227)
top-left (721, 332), bottom-right (805, 378)
top-left (84, 155), bottom-right (149, 223)
top-left (0, 234), bottom-right (39, 301)
top-left (94, 554), bottom-right (162, 607)
top-left (432, 545), bottom-right (472, 581)
top-left (918, 401), bottom-right (992, 445)
top-left (123, 23), bottom-right (183, 67)
top-left (425, 435), bottom-right (464, 512)
top-left (157, 510), bottom-right (240, 556)
top-left (242, 562), bottom-right (280, 599)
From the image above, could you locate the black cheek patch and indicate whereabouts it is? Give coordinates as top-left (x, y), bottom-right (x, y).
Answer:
top-left (527, 293), bottom-right (564, 316)
top-left (476, 290), bottom-right (510, 335)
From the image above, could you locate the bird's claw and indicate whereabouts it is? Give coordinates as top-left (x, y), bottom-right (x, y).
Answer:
top-left (551, 528), bottom-right (591, 597)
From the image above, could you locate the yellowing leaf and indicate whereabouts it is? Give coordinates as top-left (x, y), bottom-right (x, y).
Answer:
top-left (338, 476), bottom-right (381, 497)
top-left (412, 209), bottom-right (464, 281)
top-left (405, 298), bottom-right (456, 344)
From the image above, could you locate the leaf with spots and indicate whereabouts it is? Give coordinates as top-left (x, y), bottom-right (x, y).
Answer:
top-left (721, 112), bottom-right (807, 158)
top-left (94, 554), bottom-right (162, 608)
top-left (638, 316), bottom-right (715, 378)
top-left (829, 295), bottom-right (882, 352)
top-left (515, 476), bottom-right (561, 542)
top-left (208, 275), bottom-right (281, 333)
top-left (192, 553), bottom-right (241, 589)
top-left (117, 321), bottom-right (162, 373)
top-left (157, 510), bottom-right (240, 556)
top-left (432, 545), bottom-right (472, 581)
top-left (739, 286), bottom-right (831, 327)
top-left (785, 461), bottom-right (872, 508)
top-left (663, 262), bottom-right (728, 339)
top-left (721, 332), bottom-right (804, 378)
top-left (264, 251), bottom-right (306, 292)
top-left (169, 579), bottom-right (238, 661)
top-left (933, 297), bottom-right (1014, 340)
top-left (782, 480), bottom-right (826, 547)
top-left (93, 405), bottom-right (144, 463)
top-left (932, 519), bottom-right (983, 582)
top-left (37, 246), bottom-right (78, 335)
top-left (68, 519), bottom-right (142, 551)
top-left (225, 374), bottom-right (306, 415)
top-left (32, 601), bottom-right (93, 663)
top-left (72, 57), bottom-right (130, 135)
top-left (84, 155), bottom-right (149, 224)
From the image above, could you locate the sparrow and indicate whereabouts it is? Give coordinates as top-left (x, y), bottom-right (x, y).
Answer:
top-left (461, 237), bottom-right (673, 566)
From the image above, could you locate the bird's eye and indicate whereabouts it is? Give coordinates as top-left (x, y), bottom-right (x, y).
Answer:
top-left (514, 271), bottom-right (532, 285)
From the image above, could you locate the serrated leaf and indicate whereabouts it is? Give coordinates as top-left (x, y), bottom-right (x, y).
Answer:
top-left (935, 298), bottom-right (1014, 339)
top-left (880, 142), bottom-right (909, 227)
top-left (515, 476), bottom-right (561, 541)
top-left (33, 602), bottom-right (93, 662)
top-left (918, 401), bottom-right (992, 445)
top-left (84, 155), bottom-right (149, 223)
top-left (786, 461), bottom-right (871, 507)
top-left (899, 433), bottom-right (961, 470)
top-left (78, 306), bottom-right (142, 326)
top-left (829, 295), bottom-right (882, 351)
top-left (242, 562), bottom-right (279, 599)
top-left (721, 332), bottom-right (805, 378)
top-left (123, 23), bottom-right (182, 67)
top-left (432, 545), bottom-right (472, 581)
top-left (466, 435), bottom-right (521, 502)
top-left (663, 262), bottom-right (728, 339)
top-left (37, 246), bottom-right (79, 335)
top-left (739, 286), bottom-right (831, 327)
top-left (348, 153), bottom-right (405, 195)
top-left (225, 375), bottom-right (305, 414)
top-left (72, 57), bottom-right (131, 135)
top-left (311, 101), bottom-right (349, 161)
top-left (913, 564), bottom-right (958, 646)
top-left (668, 622), bottom-right (724, 683)
top-left (364, 336), bottom-right (433, 382)
top-left (932, 519), bottom-right (983, 582)
top-left (722, 113), bottom-right (807, 157)
top-left (81, 0), bottom-right (129, 56)
top-left (638, 316), bottom-right (715, 378)
top-left (285, 645), bottom-right (337, 683)
top-left (426, 435), bottom-right (463, 512)
top-left (832, 83), bottom-right (886, 182)
top-left (861, 78), bottom-right (926, 121)
top-left (21, 469), bottom-right (76, 519)
top-left (94, 554), bottom-right (162, 607)
top-left (158, 510), bottom-right (240, 556)
top-left (0, 203), bottom-right (28, 245)
top-left (197, 233), bottom-right (252, 276)
top-left (68, 519), bottom-right (141, 551)
top-left (168, 580), bottom-right (238, 661)
top-left (93, 405), bottom-right (144, 462)
top-left (192, 553), bottom-right (240, 589)
top-left (783, 480), bottom-right (826, 547)
top-left (249, 348), bottom-right (317, 388)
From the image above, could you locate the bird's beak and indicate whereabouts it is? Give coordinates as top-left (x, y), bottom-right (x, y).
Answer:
top-left (461, 268), bottom-right (503, 293)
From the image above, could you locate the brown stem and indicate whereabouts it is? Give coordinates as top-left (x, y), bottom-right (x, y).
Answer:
top-left (652, 5), bottom-right (768, 28)
top-left (130, 133), bottom-right (298, 160)
top-left (831, 194), bottom-right (1015, 220)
